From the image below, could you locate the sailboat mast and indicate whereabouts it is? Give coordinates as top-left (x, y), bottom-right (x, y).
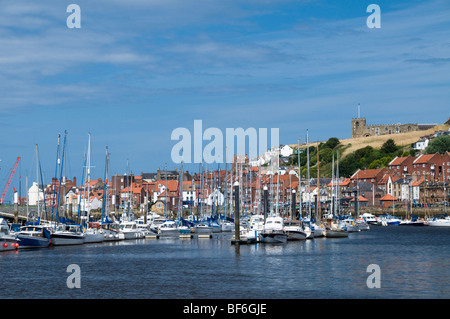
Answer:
top-left (306, 130), bottom-right (311, 219)
top-left (36, 144), bottom-right (40, 220)
top-left (55, 130), bottom-right (67, 228)
top-left (317, 142), bottom-right (321, 222)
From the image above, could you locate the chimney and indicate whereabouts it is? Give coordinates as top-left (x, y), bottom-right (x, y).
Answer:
top-left (73, 177), bottom-right (77, 187)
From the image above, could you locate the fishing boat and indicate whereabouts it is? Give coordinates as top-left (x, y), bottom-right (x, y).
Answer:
top-left (283, 220), bottom-right (307, 241)
top-left (260, 215), bottom-right (288, 243)
top-left (16, 224), bottom-right (52, 248)
top-left (50, 224), bottom-right (85, 246)
top-left (0, 218), bottom-right (20, 251)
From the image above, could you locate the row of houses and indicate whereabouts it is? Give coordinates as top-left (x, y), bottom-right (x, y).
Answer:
top-left (25, 151), bottom-right (450, 217)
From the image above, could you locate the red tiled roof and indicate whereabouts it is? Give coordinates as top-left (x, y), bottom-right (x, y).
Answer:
top-left (389, 156), bottom-right (409, 166)
top-left (413, 154), bottom-right (435, 164)
top-left (350, 195), bottom-right (368, 202)
top-left (328, 178), bottom-right (351, 187)
top-left (380, 194), bottom-right (397, 201)
top-left (351, 168), bottom-right (386, 180)
top-left (411, 178), bottom-right (424, 186)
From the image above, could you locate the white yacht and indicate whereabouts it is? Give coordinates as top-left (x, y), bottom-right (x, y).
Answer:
top-left (240, 214), bottom-right (265, 242)
top-left (119, 221), bottom-right (145, 240)
top-left (260, 215), bottom-right (288, 243)
top-left (337, 218), bottom-right (360, 232)
top-left (283, 220), bottom-right (307, 241)
top-left (157, 220), bottom-right (180, 236)
top-left (51, 224), bottom-right (85, 246)
top-left (149, 217), bottom-right (166, 234)
top-left (361, 213), bottom-right (378, 225)
top-left (428, 215), bottom-right (450, 227)
top-left (221, 220), bottom-right (234, 232)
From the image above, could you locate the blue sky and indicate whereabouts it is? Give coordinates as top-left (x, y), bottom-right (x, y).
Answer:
top-left (0, 0), bottom-right (449, 201)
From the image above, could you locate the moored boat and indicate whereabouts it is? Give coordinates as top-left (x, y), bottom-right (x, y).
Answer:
top-left (427, 215), bottom-right (450, 227)
top-left (260, 216), bottom-right (288, 243)
top-left (1, 218), bottom-right (20, 251)
top-left (157, 220), bottom-right (180, 236)
top-left (16, 224), bottom-right (52, 248)
top-left (283, 220), bottom-right (307, 241)
top-left (119, 221), bottom-right (145, 239)
top-left (51, 224), bottom-right (85, 246)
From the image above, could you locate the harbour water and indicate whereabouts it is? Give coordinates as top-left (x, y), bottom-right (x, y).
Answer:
top-left (1, 226), bottom-right (449, 300)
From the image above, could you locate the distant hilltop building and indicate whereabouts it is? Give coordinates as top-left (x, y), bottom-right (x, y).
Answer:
top-left (351, 117), bottom-right (437, 138)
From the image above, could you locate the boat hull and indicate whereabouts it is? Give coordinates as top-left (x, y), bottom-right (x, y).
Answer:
top-left (324, 229), bottom-right (349, 238)
top-left (1, 238), bottom-right (19, 251)
top-left (285, 230), bottom-right (307, 241)
top-left (51, 234), bottom-right (85, 246)
top-left (119, 231), bottom-right (144, 240)
top-left (17, 236), bottom-right (50, 248)
top-left (84, 233), bottom-right (104, 243)
top-left (260, 231), bottom-right (288, 243)
top-left (428, 220), bottom-right (450, 227)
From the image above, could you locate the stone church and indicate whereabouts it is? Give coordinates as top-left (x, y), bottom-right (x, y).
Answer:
top-left (351, 117), bottom-right (436, 138)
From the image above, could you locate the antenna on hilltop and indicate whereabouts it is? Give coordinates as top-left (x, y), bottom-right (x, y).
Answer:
top-left (358, 103), bottom-right (361, 118)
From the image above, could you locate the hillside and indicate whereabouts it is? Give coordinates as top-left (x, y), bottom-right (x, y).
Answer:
top-left (288, 123), bottom-right (450, 178)
top-left (290, 124), bottom-right (450, 158)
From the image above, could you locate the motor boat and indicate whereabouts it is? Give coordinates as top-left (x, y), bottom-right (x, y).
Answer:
top-left (221, 220), bottom-right (234, 232)
top-left (283, 220), bottom-right (307, 241)
top-left (157, 220), bottom-right (180, 236)
top-left (260, 215), bottom-right (288, 243)
top-left (240, 214), bottom-right (265, 242)
top-left (355, 218), bottom-right (370, 230)
top-left (119, 221), bottom-right (145, 240)
top-left (323, 218), bottom-right (348, 238)
top-left (337, 218), bottom-right (360, 232)
top-left (194, 222), bottom-right (214, 234)
top-left (16, 224), bottom-right (52, 248)
top-left (361, 213), bottom-right (378, 225)
top-left (51, 224), bottom-right (85, 246)
top-left (380, 215), bottom-right (402, 226)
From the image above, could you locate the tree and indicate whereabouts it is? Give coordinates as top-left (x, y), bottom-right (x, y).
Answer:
top-left (324, 137), bottom-right (340, 149)
top-left (380, 139), bottom-right (398, 154)
top-left (426, 135), bottom-right (450, 154)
